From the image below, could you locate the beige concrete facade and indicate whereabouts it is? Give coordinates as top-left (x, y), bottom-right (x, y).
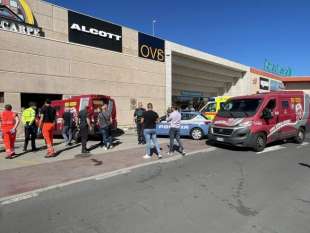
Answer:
top-left (0, 0), bottom-right (166, 128)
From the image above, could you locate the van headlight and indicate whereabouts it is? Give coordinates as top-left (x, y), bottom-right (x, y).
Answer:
top-left (239, 121), bottom-right (253, 128)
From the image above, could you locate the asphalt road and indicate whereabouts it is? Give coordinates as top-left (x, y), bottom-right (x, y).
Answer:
top-left (1, 139), bottom-right (310, 233)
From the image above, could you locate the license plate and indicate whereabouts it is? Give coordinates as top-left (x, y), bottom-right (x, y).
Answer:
top-left (216, 137), bottom-right (224, 142)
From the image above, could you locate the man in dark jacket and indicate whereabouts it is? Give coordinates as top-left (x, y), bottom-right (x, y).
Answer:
top-left (134, 102), bottom-right (146, 144)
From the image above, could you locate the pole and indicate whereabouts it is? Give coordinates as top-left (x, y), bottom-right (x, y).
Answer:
top-left (152, 20), bottom-right (156, 36)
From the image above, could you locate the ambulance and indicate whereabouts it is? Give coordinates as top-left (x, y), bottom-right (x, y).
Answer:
top-left (208, 91), bottom-right (310, 152)
top-left (51, 95), bottom-right (117, 140)
top-left (200, 96), bottom-right (230, 120)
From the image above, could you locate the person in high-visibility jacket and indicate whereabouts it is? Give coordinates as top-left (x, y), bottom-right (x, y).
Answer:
top-left (0, 104), bottom-right (20, 159)
top-left (22, 102), bottom-right (37, 152)
top-left (39, 99), bottom-right (56, 158)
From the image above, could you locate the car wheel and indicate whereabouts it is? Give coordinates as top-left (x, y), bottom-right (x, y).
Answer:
top-left (253, 133), bottom-right (266, 152)
top-left (294, 127), bottom-right (305, 144)
top-left (191, 128), bottom-right (203, 140)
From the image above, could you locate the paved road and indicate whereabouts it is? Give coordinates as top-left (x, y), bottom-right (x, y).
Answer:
top-left (1, 140), bottom-right (310, 233)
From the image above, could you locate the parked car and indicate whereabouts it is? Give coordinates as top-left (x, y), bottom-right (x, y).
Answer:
top-left (156, 112), bottom-right (211, 140)
top-left (208, 91), bottom-right (310, 151)
top-left (51, 95), bottom-right (117, 141)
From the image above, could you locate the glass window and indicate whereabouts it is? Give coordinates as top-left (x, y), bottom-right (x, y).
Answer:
top-left (265, 99), bottom-right (276, 110)
top-left (10, 0), bottom-right (18, 8)
top-left (0, 92), bottom-right (4, 103)
top-left (204, 102), bottom-right (216, 112)
top-left (282, 101), bottom-right (289, 109)
top-left (181, 113), bottom-right (196, 121)
top-left (218, 98), bottom-right (262, 118)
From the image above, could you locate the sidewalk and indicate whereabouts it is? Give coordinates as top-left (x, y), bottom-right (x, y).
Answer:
top-left (0, 134), bottom-right (208, 199)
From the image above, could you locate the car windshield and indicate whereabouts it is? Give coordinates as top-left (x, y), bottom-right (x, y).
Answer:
top-left (202, 102), bottom-right (216, 112)
top-left (218, 98), bottom-right (262, 118)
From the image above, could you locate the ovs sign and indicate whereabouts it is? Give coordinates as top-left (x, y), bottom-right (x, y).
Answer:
top-left (138, 33), bottom-right (165, 62)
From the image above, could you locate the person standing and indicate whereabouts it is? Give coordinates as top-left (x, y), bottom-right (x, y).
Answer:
top-left (22, 102), bottom-right (37, 152)
top-left (39, 99), bottom-right (56, 158)
top-left (78, 106), bottom-right (92, 154)
top-left (167, 106), bottom-right (186, 156)
top-left (62, 107), bottom-right (74, 146)
top-left (134, 102), bottom-right (146, 144)
top-left (141, 103), bottom-right (162, 159)
top-left (98, 104), bottom-right (113, 150)
top-left (0, 104), bottom-right (20, 159)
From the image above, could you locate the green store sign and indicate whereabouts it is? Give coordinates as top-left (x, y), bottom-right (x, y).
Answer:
top-left (264, 59), bottom-right (292, 76)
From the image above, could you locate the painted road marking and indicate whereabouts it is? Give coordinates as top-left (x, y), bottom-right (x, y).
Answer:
top-left (95, 168), bottom-right (132, 180)
top-left (257, 145), bottom-right (286, 154)
top-left (297, 142), bottom-right (309, 149)
top-left (0, 146), bottom-right (216, 205)
top-left (1, 193), bottom-right (38, 205)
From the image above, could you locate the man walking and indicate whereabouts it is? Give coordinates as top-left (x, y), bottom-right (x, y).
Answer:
top-left (98, 104), bottom-right (113, 150)
top-left (39, 99), bottom-right (56, 158)
top-left (134, 102), bottom-right (146, 144)
top-left (22, 102), bottom-right (37, 152)
top-left (167, 106), bottom-right (186, 156)
top-left (62, 107), bottom-right (74, 146)
top-left (0, 104), bottom-right (20, 159)
top-left (141, 103), bottom-right (162, 159)
top-left (79, 106), bottom-right (92, 154)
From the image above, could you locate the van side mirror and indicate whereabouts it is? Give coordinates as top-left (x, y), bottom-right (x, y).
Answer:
top-left (262, 109), bottom-right (273, 120)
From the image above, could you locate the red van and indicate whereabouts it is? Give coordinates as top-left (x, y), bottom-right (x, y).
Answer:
top-left (51, 95), bottom-right (117, 140)
top-left (208, 91), bottom-right (310, 151)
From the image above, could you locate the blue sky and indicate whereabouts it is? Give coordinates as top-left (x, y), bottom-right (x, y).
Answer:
top-left (46, 0), bottom-right (310, 76)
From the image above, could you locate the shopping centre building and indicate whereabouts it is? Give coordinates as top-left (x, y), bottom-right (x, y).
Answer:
top-left (0, 0), bottom-right (309, 128)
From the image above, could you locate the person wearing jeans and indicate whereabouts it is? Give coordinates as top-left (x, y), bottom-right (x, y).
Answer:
top-left (98, 104), bottom-right (113, 150)
top-left (141, 103), bottom-right (162, 159)
top-left (62, 108), bottom-right (73, 146)
top-left (167, 106), bottom-right (186, 156)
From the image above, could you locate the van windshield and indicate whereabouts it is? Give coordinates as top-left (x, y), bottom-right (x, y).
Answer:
top-left (218, 98), bottom-right (262, 118)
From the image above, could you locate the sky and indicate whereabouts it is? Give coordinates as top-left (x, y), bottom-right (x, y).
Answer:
top-left (46, 0), bottom-right (310, 76)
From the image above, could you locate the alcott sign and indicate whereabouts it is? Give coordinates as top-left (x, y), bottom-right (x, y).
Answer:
top-left (68, 11), bottom-right (122, 52)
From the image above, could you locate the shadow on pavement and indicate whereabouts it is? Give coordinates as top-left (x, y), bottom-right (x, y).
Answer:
top-left (299, 163), bottom-right (310, 169)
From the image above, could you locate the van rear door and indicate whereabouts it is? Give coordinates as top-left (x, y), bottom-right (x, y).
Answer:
top-left (278, 97), bottom-right (296, 138)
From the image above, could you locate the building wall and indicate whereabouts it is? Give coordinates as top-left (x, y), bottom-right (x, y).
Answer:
top-left (286, 83), bottom-right (310, 94)
top-left (0, 29), bottom-right (166, 128)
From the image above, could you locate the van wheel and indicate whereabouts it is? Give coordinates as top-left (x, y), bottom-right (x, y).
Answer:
top-left (294, 127), bottom-right (305, 144)
top-left (191, 128), bottom-right (203, 140)
top-left (253, 133), bottom-right (266, 152)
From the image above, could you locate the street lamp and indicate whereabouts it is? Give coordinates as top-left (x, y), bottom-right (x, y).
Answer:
top-left (152, 19), bottom-right (156, 36)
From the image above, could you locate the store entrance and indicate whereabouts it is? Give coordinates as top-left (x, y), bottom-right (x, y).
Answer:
top-left (172, 96), bottom-right (208, 112)
top-left (21, 93), bottom-right (63, 110)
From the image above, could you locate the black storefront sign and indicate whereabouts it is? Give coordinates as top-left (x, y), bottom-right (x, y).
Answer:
top-left (68, 11), bottom-right (122, 52)
top-left (138, 32), bottom-right (165, 62)
top-left (259, 77), bottom-right (270, 90)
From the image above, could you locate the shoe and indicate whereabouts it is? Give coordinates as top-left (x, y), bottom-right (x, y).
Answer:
top-left (104, 147), bottom-right (108, 151)
top-left (82, 150), bottom-right (90, 154)
top-left (181, 151), bottom-right (187, 156)
top-left (158, 154), bottom-right (163, 159)
top-left (23, 148), bottom-right (27, 152)
top-left (143, 154), bottom-right (152, 159)
top-left (5, 155), bottom-right (13, 159)
top-left (167, 152), bottom-right (174, 156)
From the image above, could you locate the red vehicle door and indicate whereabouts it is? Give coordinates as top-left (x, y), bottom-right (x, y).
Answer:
top-left (278, 97), bottom-right (296, 139)
top-left (261, 97), bottom-right (280, 143)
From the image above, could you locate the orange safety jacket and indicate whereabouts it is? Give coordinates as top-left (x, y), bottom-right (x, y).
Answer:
top-left (1, 111), bottom-right (16, 132)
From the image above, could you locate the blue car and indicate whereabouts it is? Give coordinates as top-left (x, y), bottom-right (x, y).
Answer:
top-left (156, 112), bottom-right (211, 140)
